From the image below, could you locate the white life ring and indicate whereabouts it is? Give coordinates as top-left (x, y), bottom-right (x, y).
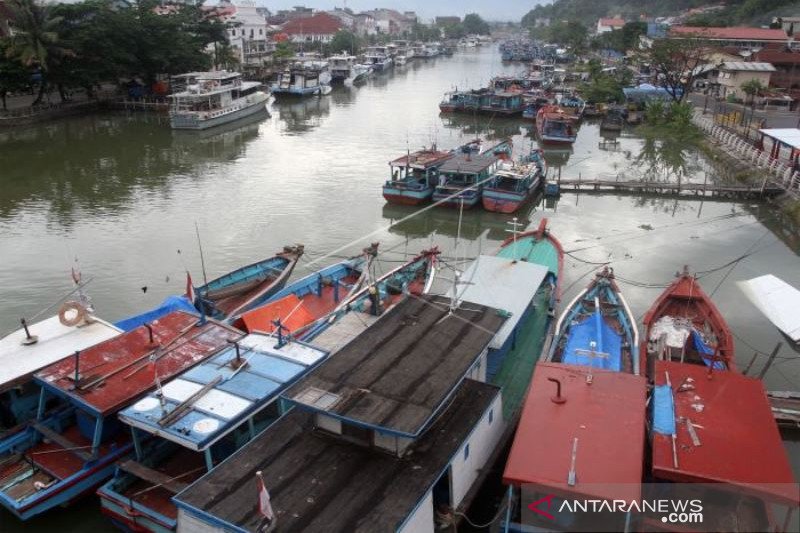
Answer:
top-left (59, 301), bottom-right (88, 327)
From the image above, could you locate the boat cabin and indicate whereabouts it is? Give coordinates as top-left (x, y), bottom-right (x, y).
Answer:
top-left (0, 311), bottom-right (239, 520)
top-left (169, 71), bottom-right (262, 113)
top-left (328, 53), bottom-right (357, 80)
top-left (387, 149), bottom-right (453, 190)
top-left (0, 314), bottom-right (121, 429)
top-left (481, 91), bottom-right (525, 115)
top-left (97, 333), bottom-right (328, 531)
top-left (503, 362), bottom-right (648, 532)
top-left (433, 153), bottom-right (502, 207)
top-left (173, 295), bottom-right (508, 532)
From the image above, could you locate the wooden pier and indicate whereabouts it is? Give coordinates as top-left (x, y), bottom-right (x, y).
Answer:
top-left (550, 177), bottom-right (786, 199)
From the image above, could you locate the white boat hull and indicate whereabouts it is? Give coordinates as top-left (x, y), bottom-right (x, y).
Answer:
top-left (170, 93), bottom-right (269, 130)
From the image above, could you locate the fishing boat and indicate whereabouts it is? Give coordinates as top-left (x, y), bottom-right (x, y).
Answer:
top-left (502, 267), bottom-right (647, 532)
top-left (439, 90), bottom-right (466, 113)
top-left (0, 310), bottom-right (121, 431)
top-left (271, 62), bottom-right (332, 97)
top-left (114, 296), bottom-right (198, 333)
top-left (536, 105), bottom-right (578, 145)
top-left (168, 71), bottom-right (269, 131)
top-left (233, 244), bottom-right (379, 335)
top-left (97, 332), bottom-right (328, 532)
top-left (600, 107), bottom-right (624, 131)
top-left (481, 149), bottom-right (546, 213)
top-left (327, 53), bottom-right (358, 83)
top-left (0, 311), bottom-right (240, 520)
top-left (558, 94), bottom-right (586, 119)
top-left (642, 266), bottom-right (734, 372)
top-left (645, 267), bottom-right (797, 531)
top-left (432, 140), bottom-right (511, 209)
top-left (382, 147), bottom-right (456, 205)
top-left (347, 63), bottom-right (372, 85)
top-left (193, 245), bottom-right (304, 322)
top-left (363, 46), bottom-right (393, 72)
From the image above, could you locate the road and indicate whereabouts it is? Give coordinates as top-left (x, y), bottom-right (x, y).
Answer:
top-left (687, 92), bottom-right (800, 129)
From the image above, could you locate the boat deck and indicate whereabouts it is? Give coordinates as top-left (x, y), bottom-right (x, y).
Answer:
top-left (174, 379), bottom-right (500, 532)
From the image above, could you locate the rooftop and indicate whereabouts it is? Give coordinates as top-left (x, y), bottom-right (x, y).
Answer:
top-left (599, 17), bottom-right (625, 27)
top-left (281, 12), bottom-right (342, 35)
top-left (35, 312), bottom-right (241, 417)
top-left (720, 61), bottom-right (776, 72)
top-left (438, 153), bottom-right (498, 175)
top-left (174, 379), bottom-right (500, 532)
top-left (119, 333), bottom-right (327, 451)
top-left (669, 26), bottom-right (789, 41)
top-left (0, 315), bottom-right (121, 393)
top-left (389, 149), bottom-right (453, 169)
top-left (504, 362), bottom-right (647, 503)
top-left (283, 295), bottom-right (506, 437)
top-left (446, 255), bottom-right (549, 351)
top-left (759, 127), bottom-right (800, 149)
top-left (651, 360), bottom-right (797, 504)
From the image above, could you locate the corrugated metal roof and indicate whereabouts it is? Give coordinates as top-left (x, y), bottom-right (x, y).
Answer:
top-left (759, 127), bottom-right (800, 149)
top-left (721, 61), bottom-right (776, 72)
top-left (448, 255), bottom-right (549, 350)
top-left (120, 332), bottom-right (327, 451)
top-left (438, 153), bottom-right (498, 174)
top-left (739, 275), bottom-right (800, 342)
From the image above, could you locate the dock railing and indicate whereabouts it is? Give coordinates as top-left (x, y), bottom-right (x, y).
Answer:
top-left (692, 110), bottom-right (800, 198)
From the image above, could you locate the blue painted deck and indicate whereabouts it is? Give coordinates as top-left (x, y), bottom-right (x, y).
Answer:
top-left (114, 295), bottom-right (197, 332)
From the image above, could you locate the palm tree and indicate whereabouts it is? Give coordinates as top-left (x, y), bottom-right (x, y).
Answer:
top-left (740, 78), bottom-right (765, 127)
top-left (5, 0), bottom-right (68, 105)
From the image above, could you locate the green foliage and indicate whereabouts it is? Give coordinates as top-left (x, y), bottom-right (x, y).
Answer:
top-left (637, 101), bottom-right (702, 182)
top-left (636, 37), bottom-right (706, 103)
top-left (408, 22), bottom-right (440, 42)
top-left (462, 13), bottom-right (490, 35)
top-left (273, 42), bottom-right (294, 62)
top-left (540, 20), bottom-right (588, 51)
top-left (580, 68), bottom-right (627, 103)
top-left (592, 22), bottom-right (647, 53)
top-left (328, 30), bottom-right (361, 55)
top-left (0, 40), bottom-right (29, 110)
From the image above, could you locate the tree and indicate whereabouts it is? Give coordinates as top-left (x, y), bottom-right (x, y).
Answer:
top-left (638, 37), bottom-right (706, 103)
top-left (273, 42), bottom-right (294, 62)
top-left (328, 30), bottom-right (361, 55)
top-left (740, 78), bottom-right (765, 106)
top-left (5, 0), bottom-right (70, 105)
top-left (0, 41), bottom-right (30, 110)
top-left (462, 13), bottom-right (489, 36)
top-left (546, 20), bottom-right (587, 52)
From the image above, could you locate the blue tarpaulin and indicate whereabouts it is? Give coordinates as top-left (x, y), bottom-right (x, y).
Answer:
top-left (653, 384), bottom-right (676, 435)
top-left (562, 310), bottom-right (622, 371)
top-left (691, 330), bottom-right (725, 370)
top-left (114, 295), bottom-right (198, 331)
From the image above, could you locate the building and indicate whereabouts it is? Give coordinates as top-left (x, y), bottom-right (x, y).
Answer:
top-left (435, 16), bottom-right (460, 26)
top-left (281, 12), bottom-right (343, 44)
top-left (220, 1), bottom-right (274, 67)
top-left (669, 26), bottom-right (792, 50)
top-left (596, 17), bottom-right (625, 34)
top-left (753, 49), bottom-right (800, 89)
top-left (717, 61), bottom-right (776, 99)
top-left (328, 7), bottom-right (355, 30)
top-left (365, 8), bottom-right (415, 36)
top-left (173, 295), bottom-right (508, 533)
top-left (773, 16), bottom-right (800, 38)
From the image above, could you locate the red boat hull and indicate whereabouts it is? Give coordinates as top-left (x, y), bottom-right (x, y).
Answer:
top-left (382, 193), bottom-right (427, 206)
top-left (481, 196), bottom-right (524, 213)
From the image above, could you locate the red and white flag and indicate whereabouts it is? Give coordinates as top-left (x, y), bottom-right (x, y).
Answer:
top-left (256, 471), bottom-right (274, 522)
top-left (185, 272), bottom-right (196, 302)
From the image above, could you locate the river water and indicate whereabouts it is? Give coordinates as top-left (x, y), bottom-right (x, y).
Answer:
top-left (1, 46), bottom-right (799, 531)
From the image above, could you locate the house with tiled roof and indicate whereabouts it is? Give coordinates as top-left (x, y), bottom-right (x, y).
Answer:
top-left (669, 26), bottom-right (792, 49)
top-left (597, 17), bottom-right (625, 34)
top-left (281, 12), bottom-right (342, 43)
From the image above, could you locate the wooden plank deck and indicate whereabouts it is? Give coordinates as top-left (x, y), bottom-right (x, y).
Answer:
top-left (118, 459), bottom-right (189, 494)
top-left (550, 178), bottom-right (785, 199)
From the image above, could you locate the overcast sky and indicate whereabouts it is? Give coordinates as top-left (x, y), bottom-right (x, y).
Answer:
top-left (250, 1), bottom-right (551, 22)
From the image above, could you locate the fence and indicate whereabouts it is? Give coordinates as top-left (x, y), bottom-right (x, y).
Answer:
top-left (693, 111), bottom-right (800, 197)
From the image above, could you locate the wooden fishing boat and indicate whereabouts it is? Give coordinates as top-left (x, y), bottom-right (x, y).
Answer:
top-left (432, 139), bottom-right (511, 209)
top-left (233, 244), bottom-right (379, 335)
top-left (0, 311), bottom-right (240, 520)
top-left (382, 148), bottom-right (455, 205)
top-left (502, 266), bottom-right (647, 532)
top-left (536, 105), bottom-right (577, 145)
top-left (114, 295), bottom-right (198, 332)
top-left (97, 332), bottom-right (328, 532)
top-left (600, 108), bottom-right (624, 131)
top-left (642, 265), bottom-right (734, 372)
top-left (194, 245), bottom-right (304, 321)
top-left (645, 267), bottom-right (797, 531)
top-left (549, 267), bottom-right (639, 374)
top-left (1, 311), bottom-right (121, 432)
top-left (481, 149), bottom-right (546, 213)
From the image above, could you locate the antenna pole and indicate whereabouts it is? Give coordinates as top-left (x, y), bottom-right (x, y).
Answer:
top-left (195, 222), bottom-right (209, 287)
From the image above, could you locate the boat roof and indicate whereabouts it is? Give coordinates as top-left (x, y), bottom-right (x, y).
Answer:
top-left (174, 379), bottom-right (500, 532)
top-left (282, 295), bottom-right (505, 437)
top-left (389, 150), bottom-right (453, 169)
top-left (0, 315), bottom-right (121, 393)
top-left (35, 312), bottom-right (241, 417)
top-left (651, 360), bottom-right (797, 504)
top-left (170, 80), bottom-right (262, 99)
top-left (307, 312), bottom-right (380, 354)
top-left (438, 153), bottom-right (498, 174)
top-left (119, 333), bottom-right (327, 451)
top-left (173, 71), bottom-right (242, 81)
top-left (738, 274), bottom-right (800, 342)
top-left (447, 255), bottom-right (548, 350)
top-left (503, 362), bottom-right (647, 503)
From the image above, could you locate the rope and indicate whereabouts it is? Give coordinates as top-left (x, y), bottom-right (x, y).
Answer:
top-left (453, 501), bottom-right (509, 530)
top-left (709, 229), bottom-right (771, 298)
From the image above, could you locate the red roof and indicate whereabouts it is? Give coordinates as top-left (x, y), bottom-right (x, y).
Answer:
top-left (35, 311), bottom-right (241, 416)
top-left (599, 17), bottom-right (625, 28)
top-left (652, 360), bottom-right (798, 505)
top-left (755, 50), bottom-right (800, 65)
top-left (281, 13), bottom-right (342, 35)
top-left (503, 362), bottom-right (647, 503)
top-left (670, 26), bottom-right (789, 41)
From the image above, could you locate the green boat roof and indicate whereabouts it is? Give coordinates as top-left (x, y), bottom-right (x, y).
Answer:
top-left (497, 235), bottom-right (560, 277)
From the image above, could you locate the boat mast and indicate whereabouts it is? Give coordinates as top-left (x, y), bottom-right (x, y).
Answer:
top-left (195, 221), bottom-right (209, 287)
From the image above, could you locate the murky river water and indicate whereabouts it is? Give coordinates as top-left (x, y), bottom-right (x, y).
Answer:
top-left (1, 46), bottom-right (798, 531)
